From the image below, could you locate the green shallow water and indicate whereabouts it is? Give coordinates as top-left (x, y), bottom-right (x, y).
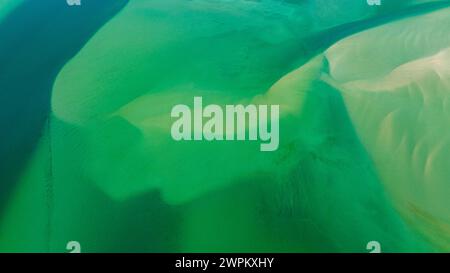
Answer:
top-left (1, 0), bottom-right (450, 252)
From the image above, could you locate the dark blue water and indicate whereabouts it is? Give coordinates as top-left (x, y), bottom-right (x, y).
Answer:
top-left (0, 0), bottom-right (129, 210)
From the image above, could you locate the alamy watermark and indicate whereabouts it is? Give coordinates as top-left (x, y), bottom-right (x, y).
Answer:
top-left (171, 97), bottom-right (280, 152)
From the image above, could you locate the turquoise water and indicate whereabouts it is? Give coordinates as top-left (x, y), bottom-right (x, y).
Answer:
top-left (0, 0), bottom-right (128, 209)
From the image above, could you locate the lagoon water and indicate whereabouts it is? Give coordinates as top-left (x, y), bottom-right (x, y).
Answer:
top-left (1, 0), bottom-right (450, 252)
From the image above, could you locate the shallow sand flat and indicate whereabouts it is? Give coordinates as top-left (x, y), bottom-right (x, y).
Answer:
top-left (48, 1), bottom-right (450, 251)
top-left (321, 7), bottom-right (450, 250)
top-left (2, 0), bottom-right (450, 252)
top-left (52, 0), bottom-right (445, 125)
